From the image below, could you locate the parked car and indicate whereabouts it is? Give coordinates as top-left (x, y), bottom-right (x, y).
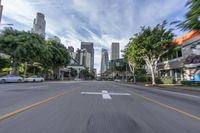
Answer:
top-left (0, 75), bottom-right (23, 83)
top-left (114, 79), bottom-right (121, 82)
top-left (25, 76), bottom-right (45, 82)
top-left (74, 78), bottom-right (82, 81)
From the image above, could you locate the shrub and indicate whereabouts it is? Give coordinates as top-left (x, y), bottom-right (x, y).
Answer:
top-left (158, 76), bottom-right (176, 84)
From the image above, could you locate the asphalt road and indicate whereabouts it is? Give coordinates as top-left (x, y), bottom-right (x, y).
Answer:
top-left (0, 81), bottom-right (199, 133)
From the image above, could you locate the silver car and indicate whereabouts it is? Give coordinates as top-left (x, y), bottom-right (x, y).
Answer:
top-left (0, 75), bottom-right (23, 84)
top-left (25, 75), bottom-right (45, 82)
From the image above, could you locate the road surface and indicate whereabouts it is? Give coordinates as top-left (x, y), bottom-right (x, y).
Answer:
top-left (0, 81), bottom-right (199, 133)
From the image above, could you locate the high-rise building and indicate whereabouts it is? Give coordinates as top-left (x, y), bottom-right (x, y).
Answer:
top-left (0, 0), bottom-right (3, 23)
top-left (101, 48), bottom-right (109, 74)
top-left (111, 42), bottom-right (120, 60)
top-left (81, 42), bottom-right (94, 71)
top-left (32, 12), bottom-right (46, 38)
top-left (48, 36), bottom-right (61, 43)
top-left (77, 49), bottom-right (91, 71)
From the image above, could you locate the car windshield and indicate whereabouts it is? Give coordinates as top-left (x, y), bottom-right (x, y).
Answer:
top-left (0, 0), bottom-right (200, 133)
top-left (29, 76), bottom-right (37, 78)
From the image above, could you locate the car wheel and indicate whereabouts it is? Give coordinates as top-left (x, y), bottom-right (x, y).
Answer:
top-left (17, 79), bottom-right (22, 83)
top-left (41, 80), bottom-right (43, 82)
top-left (0, 79), bottom-right (6, 84)
top-left (33, 80), bottom-right (36, 82)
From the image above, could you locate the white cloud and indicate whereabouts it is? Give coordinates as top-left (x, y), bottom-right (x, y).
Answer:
top-left (1, 0), bottom-right (188, 73)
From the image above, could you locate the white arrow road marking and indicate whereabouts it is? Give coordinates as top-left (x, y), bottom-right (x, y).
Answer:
top-left (81, 90), bottom-right (131, 100)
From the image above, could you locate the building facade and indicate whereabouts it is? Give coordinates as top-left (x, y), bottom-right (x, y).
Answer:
top-left (48, 36), bottom-right (61, 43)
top-left (32, 12), bottom-right (46, 38)
top-left (101, 48), bottom-right (109, 74)
top-left (157, 30), bottom-right (200, 81)
top-left (75, 49), bottom-right (91, 71)
top-left (0, 0), bottom-right (3, 23)
top-left (111, 42), bottom-right (120, 60)
top-left (81, 42), bottom-right (94, 71)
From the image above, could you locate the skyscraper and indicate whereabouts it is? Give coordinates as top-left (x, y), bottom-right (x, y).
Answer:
top-left (81, 42), bottom-right (94, 71)
top-left (76, 49), bottom-right (91, 71)
top-left (32, 12), bottom-right (46, 38)
top-left (0, 0), bottom-right (3, 23)
top-left (101, 48), bottom-right (109, 74)
top-left (111, 42), bottom-right (120, 60)
top-left (48, 36), bottom-right (61, 43)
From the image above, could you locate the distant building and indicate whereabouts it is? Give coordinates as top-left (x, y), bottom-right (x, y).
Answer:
top-left (75, 49), bottom-right (91, 71)
top-left (81, 42), bottom-right (94, 71)
top-left (32, 12), bottom-right (46, 38)
top-left (93, 68), bottom-right (97, 76)
top-left (0, 0), bottom-right (3, 23)
top-left (157, 30), bottom-right (200, 81)
top-left (48, 36), bottom-right (61, 43)
top-left (111, 42), bottom-right (120, 60)
top-left (108, 58), bottom-right (129, 80)
top-left (101, 48), bottom-right (109, 74)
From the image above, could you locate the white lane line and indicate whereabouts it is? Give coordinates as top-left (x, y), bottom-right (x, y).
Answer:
top-left (48, 81), bottom-right (83, 84)
top-left (153, 89), bottom-right (200, 99)
top-left (102, 90), bottom-right (112, 99)
top-left (81, 90), bottom-right (131, 100)
top-left (27, 86), bottom-right (48, 89)
top-left (108, 93), bottom-right (131, 96)
top-left (81, 92), bottom-right (102, 95)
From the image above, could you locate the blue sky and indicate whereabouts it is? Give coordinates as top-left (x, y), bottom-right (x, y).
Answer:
top-left (1, 0), bottom-right (188, 73)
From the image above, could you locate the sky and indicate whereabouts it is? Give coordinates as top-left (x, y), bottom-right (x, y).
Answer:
top-left (1, 0), bottom-right (188, 73)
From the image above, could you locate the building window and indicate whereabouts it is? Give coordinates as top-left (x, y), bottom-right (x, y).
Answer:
top-left (177, 49), bottom-right (182, 57)
top-left (172, 51), bottom-right (177, 59)
top-left (172, 69), bottom-right (176, 77)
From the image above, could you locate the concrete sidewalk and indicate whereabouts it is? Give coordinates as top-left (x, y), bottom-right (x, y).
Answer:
top-left (119, 81), bottom-right (200, 92)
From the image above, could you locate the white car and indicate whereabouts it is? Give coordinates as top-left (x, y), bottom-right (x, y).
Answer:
top-left (25, 76), bottom-right (44, 82)
top-left (74, 78), bottom-right (82, 81)
top-left (114, 79), bottom-right (121, 82)
top-left (0, 75), bottom-right (23, 83)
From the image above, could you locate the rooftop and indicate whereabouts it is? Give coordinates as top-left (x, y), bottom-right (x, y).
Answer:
top-left (173, 30), bottom-right (199, 45)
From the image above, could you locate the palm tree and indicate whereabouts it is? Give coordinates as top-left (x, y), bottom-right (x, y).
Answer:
top-left (174, 0), bottom-right (200, 31)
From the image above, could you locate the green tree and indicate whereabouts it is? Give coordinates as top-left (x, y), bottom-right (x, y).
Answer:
top-left (174, 0), bottom-right (200, 31)
top-left (42, 40), bottom-right (70, 79)
top-left (0, 57), bottom-right (10, 71)
top-left (0, 28), bottom-right (70, 78)
top-left (69, 67), bottom-right (77, 78)
top-left (125, 21), bottom-right (176, 85)
top-left (80, 68), bottom-right (94, 80)
top-left (0, 28), bottom-right (45, 75)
